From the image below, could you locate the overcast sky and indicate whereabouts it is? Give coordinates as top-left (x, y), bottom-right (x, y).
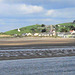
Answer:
top-left (0, 0), bottom-right (75, 32)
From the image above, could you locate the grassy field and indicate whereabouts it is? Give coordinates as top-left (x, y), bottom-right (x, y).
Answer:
top-left (58, 22), bottom-right (75, 26)
top-left (5, 24), bottom-right (42, 35)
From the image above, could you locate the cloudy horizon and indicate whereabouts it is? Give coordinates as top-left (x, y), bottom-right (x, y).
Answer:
top-left (0, 0), bottom-right (75, 32)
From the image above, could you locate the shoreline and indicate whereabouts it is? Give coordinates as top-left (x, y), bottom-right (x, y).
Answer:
top-left (0, 48), bottom-right (75, 60)
top-left (0, 55), bottom-right (75, 61)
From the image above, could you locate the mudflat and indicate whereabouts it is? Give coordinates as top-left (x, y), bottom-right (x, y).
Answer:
top-left (0, 37), bottom-right (75, 60)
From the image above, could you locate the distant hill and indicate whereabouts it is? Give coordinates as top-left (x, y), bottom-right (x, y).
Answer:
top-left (5, 21), bottom-right (75, 35)
top-left (5, 24), bottom-right (49, 35)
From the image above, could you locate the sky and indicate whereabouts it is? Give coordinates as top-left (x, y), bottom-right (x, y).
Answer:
top-left (0, 0), bottom-right (75, 32)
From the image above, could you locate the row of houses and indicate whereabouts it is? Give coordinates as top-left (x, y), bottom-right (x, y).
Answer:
top-left (22, 33), bottom-right (53, 37)
top-left (57, 30), bottom-right (75, 38)
top-left (14, 32), bottom-right (55, 37)
top-left (14, 31), bottom-right (75, 38)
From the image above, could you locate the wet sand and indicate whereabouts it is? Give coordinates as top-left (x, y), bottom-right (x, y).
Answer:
top-left (0, 37), bottom-right (75, 47)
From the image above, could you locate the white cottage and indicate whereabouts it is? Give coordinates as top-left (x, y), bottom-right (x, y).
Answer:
top-left (18, 28), bottom-right (20, 32)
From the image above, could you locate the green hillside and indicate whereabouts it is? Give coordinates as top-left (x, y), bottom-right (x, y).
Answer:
top-left (58, 22), bottom-right (75, 26)
top-left (5, 24), bottom-right (47, 35)
top-left (5, 21), bottom-right (75, 35)
top-left (55, 22), bottom-right (75, 32)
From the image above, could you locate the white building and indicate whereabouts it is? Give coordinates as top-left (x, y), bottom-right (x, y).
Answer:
top-left (71, 31), bottom-right (75, 35)
top-left (34, 33), bottom-right (39, 36)
top-left (27, 33), bottom-right (32, 36)
top-left (18, 28), bottom-right (20, 32)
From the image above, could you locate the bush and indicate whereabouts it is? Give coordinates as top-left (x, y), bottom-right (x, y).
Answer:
top-left (41, 24), bottom-right (45, 27)
top-left (41, 29), bottom-right (46, 32)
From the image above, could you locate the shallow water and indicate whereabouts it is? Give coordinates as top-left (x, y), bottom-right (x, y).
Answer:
top-left (0, 56), bottom-right (75, 75)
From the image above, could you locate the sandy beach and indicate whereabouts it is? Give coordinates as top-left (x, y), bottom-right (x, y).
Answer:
top-left (0, 37), bottom-right (75, 46)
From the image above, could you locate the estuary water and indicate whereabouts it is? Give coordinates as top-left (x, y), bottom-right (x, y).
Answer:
top-left (0, 56), bottom-right (75, 75)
